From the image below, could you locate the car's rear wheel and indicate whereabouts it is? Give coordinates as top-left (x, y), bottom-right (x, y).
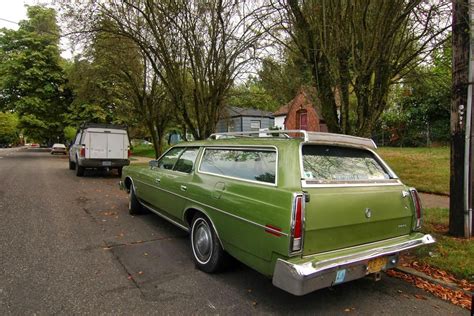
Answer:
top-left (69, 159), bottom-right (75, 170)
top-left (75, 161), bottom-right (84, 177)
top-left (191, 214), bottom-right (225, 273)
top-left (128, 185), bottom-right (143, 215)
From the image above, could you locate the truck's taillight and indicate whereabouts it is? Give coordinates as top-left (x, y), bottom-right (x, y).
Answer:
top-left (79, 147), bottom-right (85, 157)
top-left (127, 147), bottom-right (131, 158)
top-left (409, 188), bottom-right (422, 230)
top-left (290, 194), bottom-right (304, 253)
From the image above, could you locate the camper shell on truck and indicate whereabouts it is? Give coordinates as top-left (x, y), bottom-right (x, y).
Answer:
top-left (69, 123), bottom-right (130, 177)
top-left (119, 130), bottom-right (434, 295)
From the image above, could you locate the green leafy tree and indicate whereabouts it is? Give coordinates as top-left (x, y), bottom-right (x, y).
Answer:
top-left (378, 36), bottom-right (451, 146)
top-left (0, 112), bottom-right (19, 144)
top-left (0, 5), bottom-right (70, 143)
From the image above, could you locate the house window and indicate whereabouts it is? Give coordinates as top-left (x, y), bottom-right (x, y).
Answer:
top-left (297, 110), bottom-right (308, 130)
top-left (250, 120), bottom-right (261, 131)
top-left (227, 120), bottom-right (235, 132)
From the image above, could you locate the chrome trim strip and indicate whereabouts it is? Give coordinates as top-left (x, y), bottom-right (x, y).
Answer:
top-left (301, 180), bottom-right (403, 188)
top-left (139, 200), bottom-right (190, 232)
top-left (132, 178), bottom-right (289, 237)
top-left (273, 234), bottom-right (435, 296)
top-left (197, 146), bottom-right (278, 187)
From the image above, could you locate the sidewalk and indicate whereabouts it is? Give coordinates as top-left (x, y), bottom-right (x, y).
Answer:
top-left (419, 193), bottom-right (449, 209)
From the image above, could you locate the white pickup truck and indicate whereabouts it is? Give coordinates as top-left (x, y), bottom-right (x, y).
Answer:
top-left (69, 124), bottom-right (130, 177)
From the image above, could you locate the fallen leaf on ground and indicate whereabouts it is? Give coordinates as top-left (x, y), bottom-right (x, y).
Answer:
top-left (386, 269), bottom-right (472, 310)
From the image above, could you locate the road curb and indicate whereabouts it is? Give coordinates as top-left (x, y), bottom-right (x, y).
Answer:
top-left (394, 266), bottom-right (473, 296)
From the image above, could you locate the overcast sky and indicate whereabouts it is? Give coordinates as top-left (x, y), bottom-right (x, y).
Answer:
top-left (0, 0), bottom-right (72, 59)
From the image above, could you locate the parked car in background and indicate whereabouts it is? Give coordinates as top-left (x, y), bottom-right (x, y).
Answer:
top-left (69, 123), bottom-right (130, 177)
top-left (119, 130), bottom-right (434, 296)
top-left (51, 143), bottom-right (67, 155)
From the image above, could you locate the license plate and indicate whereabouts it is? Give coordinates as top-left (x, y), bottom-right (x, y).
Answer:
top-left (367, 257), bottom-right (388, 273)
top-left (334, 269), bottom-right (346, 284)
top-left (102, 161), bottom-right (112, 166)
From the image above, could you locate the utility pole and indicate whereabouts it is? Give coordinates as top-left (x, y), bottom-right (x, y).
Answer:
top-left (466, 0), bottom-right (474, 238)
top-left (450, 0), bottom-right (470, 237)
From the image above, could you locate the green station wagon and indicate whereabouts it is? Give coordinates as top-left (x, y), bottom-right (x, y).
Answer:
top-left (119, 130), bottom-right (434, 295)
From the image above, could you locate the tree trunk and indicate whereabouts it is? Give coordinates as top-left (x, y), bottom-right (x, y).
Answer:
top-left (449, 0), bottom-right (469, 237)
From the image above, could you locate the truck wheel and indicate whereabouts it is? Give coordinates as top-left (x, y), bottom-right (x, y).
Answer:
top-left (128, 185), bottom-right (143, 215)
top-left (117, 167), bottom-right (123, 177)
top-left (191, 214), bottom-right (226, 273)
top-left (69, 159), bottom-right (75, 170)
top-left (75, 161), bottom-right (84, 177)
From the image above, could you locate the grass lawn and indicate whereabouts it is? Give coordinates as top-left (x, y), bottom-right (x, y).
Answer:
top-left (377, 147), bottom-right (450, 195)
top-left (410, 207), bottom-right (474, 281)
top-left (131, 144), bottom-right (156, 158)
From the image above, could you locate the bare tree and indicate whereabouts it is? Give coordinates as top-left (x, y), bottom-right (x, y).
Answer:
top-left (272, 0), bottom-right (451, 136)
top-left (60, 0), bottom-right (272, 139)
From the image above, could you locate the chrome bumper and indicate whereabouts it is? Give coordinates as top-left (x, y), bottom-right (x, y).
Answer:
top-left (272, 233), bottom-right (435, 296)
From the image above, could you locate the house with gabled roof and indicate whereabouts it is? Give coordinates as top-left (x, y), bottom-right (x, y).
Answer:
top-left (274, 87), bottom-right (328, 132)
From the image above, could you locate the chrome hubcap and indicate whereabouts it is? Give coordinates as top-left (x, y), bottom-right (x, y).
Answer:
top-left (193, 220), bottom-right (212, 262)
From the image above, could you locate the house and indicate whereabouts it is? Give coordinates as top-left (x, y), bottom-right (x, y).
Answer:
top-left (273, 88), bottom-right (328, 132)
top-left (216, 106), bottom-right (275, 133)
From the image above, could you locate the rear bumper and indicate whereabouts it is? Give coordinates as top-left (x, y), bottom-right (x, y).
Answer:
top-left (78, 159), bottom-right (130, 168)
top-left (272, 233), bottom-right (435, 296)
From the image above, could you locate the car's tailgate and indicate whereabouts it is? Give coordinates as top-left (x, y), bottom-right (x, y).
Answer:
top-left (303, 184), bottom-right (413, 255)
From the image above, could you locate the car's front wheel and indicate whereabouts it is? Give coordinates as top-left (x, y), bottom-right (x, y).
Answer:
top-left (191, 214), bottom-right (226, 273)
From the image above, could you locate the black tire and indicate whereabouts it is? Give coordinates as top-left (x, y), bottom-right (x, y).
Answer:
top-left (75, 161), bottom-right (84, 177)
top-left (69, 159), bottom-right (75, 170)
top-left (128, 185), bottom-right (143, 215)
top-left (117, 167), bottom-right (123, 177)
top-left (191, 214), bottom-right (226, 273)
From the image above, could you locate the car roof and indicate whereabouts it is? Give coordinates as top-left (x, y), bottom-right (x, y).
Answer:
top-left (172, 131), bottom-right (376, 150)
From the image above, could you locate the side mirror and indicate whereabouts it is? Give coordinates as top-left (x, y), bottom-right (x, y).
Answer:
top-left (149, 160), bottom-right (159, 168)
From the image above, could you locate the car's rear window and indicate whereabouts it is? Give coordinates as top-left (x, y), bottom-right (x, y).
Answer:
top-left (302, 145), bottom-right (390, 182)
top-left (199, 148), bottom-right (276, 184)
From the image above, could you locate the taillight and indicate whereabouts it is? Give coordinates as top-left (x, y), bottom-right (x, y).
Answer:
top-left (290, 194), bottom-right (304, 253)
top-left (409, 188), bottom-right (422, 230)
top-left (128, 147), bottom-right (131, 158)
top-left (79, 146), bottom-right (85, 157)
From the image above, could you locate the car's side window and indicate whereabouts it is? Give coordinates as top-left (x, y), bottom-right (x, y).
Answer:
top-left (158, 147), bottom-right (185, 170)
top-left (173, 147), bottom-right (200, 173)
top-left (199, 147), bottom-right (277, 184)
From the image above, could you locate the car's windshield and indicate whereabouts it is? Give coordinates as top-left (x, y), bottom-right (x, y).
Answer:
top-left (301, 145), bottom-right (390, 182)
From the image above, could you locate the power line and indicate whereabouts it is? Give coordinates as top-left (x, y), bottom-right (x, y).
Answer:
top-left (0, 17), bottom-right (19, 25)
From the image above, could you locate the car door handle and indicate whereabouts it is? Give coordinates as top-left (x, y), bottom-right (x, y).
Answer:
top-left (180, 185), bottom-right (187, 192)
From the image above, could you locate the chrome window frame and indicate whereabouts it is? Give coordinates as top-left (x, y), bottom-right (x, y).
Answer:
top-left (197, 145), bottom-right (279, 187)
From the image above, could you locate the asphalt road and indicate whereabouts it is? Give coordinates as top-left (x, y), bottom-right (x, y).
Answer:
top-left (0, 148), bottom-right (466, 315)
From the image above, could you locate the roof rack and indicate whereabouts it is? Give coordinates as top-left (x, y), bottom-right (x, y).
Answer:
top-left (209, 130), bottom-right (377, 149)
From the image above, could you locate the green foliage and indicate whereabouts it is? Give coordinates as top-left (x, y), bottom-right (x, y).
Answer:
top-left (0, 112), bottom-right (19, 144)
top-left (63, 125), bottom-right (76, 142)
top-left (377, 36), bottom-right (451, 146)
top-left (0, 5), bottom-right (70, 143)
top-left (227, 79), bottom-right (280, 112)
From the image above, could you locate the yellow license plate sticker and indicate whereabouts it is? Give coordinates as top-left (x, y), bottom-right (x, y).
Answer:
top-left (367, 257), bottom-right (388, 273)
